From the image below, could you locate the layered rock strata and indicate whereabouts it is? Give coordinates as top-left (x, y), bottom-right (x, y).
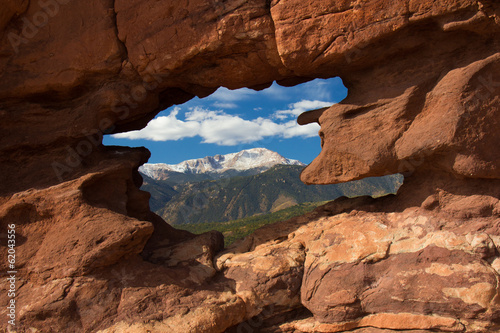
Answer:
top-left (1, 0), bottom-right (500, 332)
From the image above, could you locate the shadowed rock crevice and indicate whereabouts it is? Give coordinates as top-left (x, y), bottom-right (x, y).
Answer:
top-left (1, 0), bottom-right (500, 332)
top-left (109, 0), bottom-right (129, 65)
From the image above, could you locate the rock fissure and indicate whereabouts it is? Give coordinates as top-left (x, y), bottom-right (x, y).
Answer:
top-left (110, 0), bottom-right (129, 64)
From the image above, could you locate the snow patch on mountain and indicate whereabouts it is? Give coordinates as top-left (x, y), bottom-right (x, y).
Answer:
top-left (140, 148), bottom-right (305, 180)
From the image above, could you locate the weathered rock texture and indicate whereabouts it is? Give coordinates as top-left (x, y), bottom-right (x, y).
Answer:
top-left (1, 0), bottom-right (500, 332)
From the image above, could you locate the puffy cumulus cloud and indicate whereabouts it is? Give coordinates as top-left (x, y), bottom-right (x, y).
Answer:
top-left (113, 106), bottom-right (320, 146)
top-left (274, 100), bottom-right (333, 120)
top-left (112, 107), bottom-right (200, 141)
top-left (281, 121), bottom-right (320, 138)
top-left (185, 107), bottom-right (283, 145)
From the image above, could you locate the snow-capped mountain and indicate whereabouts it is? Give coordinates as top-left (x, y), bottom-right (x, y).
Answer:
top-left (140, 148), bottom-right (305, 180)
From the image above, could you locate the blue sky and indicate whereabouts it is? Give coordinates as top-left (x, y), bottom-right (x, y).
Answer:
top-left (104, 77), bottom-right (347, 164)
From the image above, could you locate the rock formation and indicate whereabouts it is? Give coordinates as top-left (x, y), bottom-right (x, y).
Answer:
top-left (1, 0), bottom-right (499, 332)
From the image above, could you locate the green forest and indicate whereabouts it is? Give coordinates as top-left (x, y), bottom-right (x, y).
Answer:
top-left (175, 201), bottom-right (328, 246)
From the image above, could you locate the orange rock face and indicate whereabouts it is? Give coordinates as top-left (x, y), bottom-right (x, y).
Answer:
top-left (1, 0), bottom-right (500, 332)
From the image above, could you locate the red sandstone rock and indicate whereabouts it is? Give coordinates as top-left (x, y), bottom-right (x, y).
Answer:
top-left (299, 40), bottom-right (500, 185)
top-left (1, 0), bottom-right (500, 332)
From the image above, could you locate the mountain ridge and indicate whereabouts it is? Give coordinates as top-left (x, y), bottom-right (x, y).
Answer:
top-left (145, 164), bottom-right (403, 225)
top-left (140, 149), bottom-right (404, 225)
top-left (140, 148), bottom-right (305, 181)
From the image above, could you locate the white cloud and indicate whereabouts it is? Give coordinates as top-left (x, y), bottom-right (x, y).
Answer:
top-left (260, 83), bottom-right (290, 100)
top-left (205, 78), bottom-right (341, 108)
top-left (282, 121), bottom-right (320, 138)
top-left (207, 87), bottom-right (257, 102)
top-left (112, 107), bottom-right (200, 141)
top-left (262, 79), bottom-right (337, 101)
top-left (213, 102), bottom-right (238, 109)
top-left (302, 80), bottom-right (333, 101)
top-left (205, 87), bottom-right (260, 110)
top-left (186, 107), bottom-right (281, 145)
top-left (113, 106), bottom-right (321, 146)
top-left (199, 116), bottom-right (268, 145)
top-left (274, 100), bottom-right (332, 119)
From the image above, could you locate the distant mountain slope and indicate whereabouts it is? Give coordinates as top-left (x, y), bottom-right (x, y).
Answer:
top-left (176, 201), bottom-right (330, 246)
top-left (153, 165), bottom-right (403, 225)
top-left (140, 148), bottom-right (304, 183)
top-left (140, 175), bottom-right (179, 212)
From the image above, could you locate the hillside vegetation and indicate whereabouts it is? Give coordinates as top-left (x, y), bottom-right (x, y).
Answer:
top-left (176, 201), bottom-right (329, 246)
top-left (142, 165), bottom-right (403, 225)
